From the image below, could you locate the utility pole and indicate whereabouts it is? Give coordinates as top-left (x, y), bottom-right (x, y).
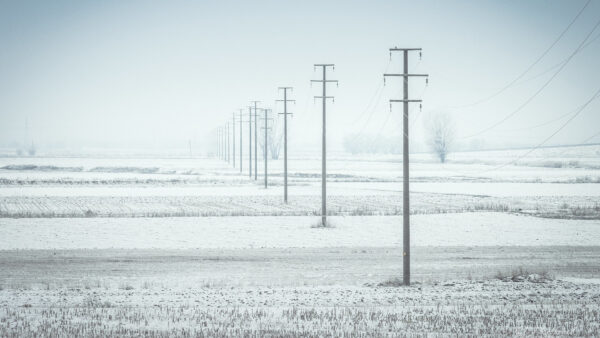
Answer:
top-left (223, 124), bottom-right (226, 162)
top-left (226, 122), bottom-right (230, 163)
top-left (311, 64), bottom-right (338, 227)
top-left (248, 106), bottom-right (252, 178)
top-left (239, 109), bottom-right (243, 173)
top-left (384, 47), bottom-right (428, 286)
top-left (251, 101), bottom-right (260, 181)
top-left (219, 127), bottom-right (223, 160)
top-left (232, 113), bottom-right (236, 168)
top-left (276, 87), bottom-right (295, 203)
top-left (261, 109), bottom-right (273, 188)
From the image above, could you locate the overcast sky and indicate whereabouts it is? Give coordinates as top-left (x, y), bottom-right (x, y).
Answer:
top-left (1, 0), bottom-right (599, 153)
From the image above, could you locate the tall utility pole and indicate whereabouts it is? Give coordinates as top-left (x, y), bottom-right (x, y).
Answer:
top-left (251, 101), bottom-right (260, 181)
top-left (239, 109), bottom-right (243, 173)
top-left (311, 64), bottom-right (338, 227)
top-left (248, 106), bottom-right (252, 178)
top-left (232, 113), bottom-right (236, 168)
top-left (384, 47), bottom-right (428, 286)
top-left (276, 87), bottom-right (295, 203)
top-left (261, 109), bottom-right (272, 188)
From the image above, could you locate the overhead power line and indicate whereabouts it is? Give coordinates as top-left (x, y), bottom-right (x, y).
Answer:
top-left (446, 86), bottom-right (600, 176)
top-left (453, 0), bottom-right (592, 109)
top-left (460, 15), bottom-right (600, 140)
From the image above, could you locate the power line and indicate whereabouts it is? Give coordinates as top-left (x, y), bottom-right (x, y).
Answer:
top-left (445, 86), bottom-right (600, 176)
top-left (349, 59), bottom-right (392, 126)
top-left (511, 31), bottom-right (600, 87)
top-left (495, 99), bottom-right (589, 133)
top-left (352, 61), bottom-right (420, 140)
top-left (482, 86), bottom-right (600, 173)
top-left (460, 15), bottom-right (600, 140)
top-left (452, 0), bottom-right (592, 109)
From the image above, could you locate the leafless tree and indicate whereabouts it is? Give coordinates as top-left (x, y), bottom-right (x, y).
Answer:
top-left (258, 118), bottom-right (284, 160)
top-left (426, 113), bottom-right (454, 163)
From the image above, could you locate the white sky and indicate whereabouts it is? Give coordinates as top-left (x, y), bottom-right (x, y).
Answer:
top-left (0, 0), bottom-right (599, 153)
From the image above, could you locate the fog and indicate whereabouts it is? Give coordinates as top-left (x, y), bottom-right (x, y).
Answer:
top-left (1, 0), bottom-right (599, 155)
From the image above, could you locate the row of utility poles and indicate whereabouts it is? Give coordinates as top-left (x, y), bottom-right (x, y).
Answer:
top-left (214, 48), bottom-right (427, 286)
top-left (217, 90), bottom-right (294, 193)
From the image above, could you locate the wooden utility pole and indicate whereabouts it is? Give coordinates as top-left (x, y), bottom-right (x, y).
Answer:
top-left (311, 64), bottom-right (337, 227)
top-left (276, 87), bottom-right (295, 203)
top-left (384, 47), bottom-right (428, 286)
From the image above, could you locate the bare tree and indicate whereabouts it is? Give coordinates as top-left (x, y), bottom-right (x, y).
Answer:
top-left (268, 118), bottom-right (283, 160)
top-left (426, 113), bottom-right (454, 163)
top-left (268, 132), bottom-right (283, 160)
top-left (257, 118), bottom-right (283, 160)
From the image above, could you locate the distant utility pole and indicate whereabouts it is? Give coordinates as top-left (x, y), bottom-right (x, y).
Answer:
top-left (251, 101), bottom-right (260, 181)
top-left (219, 127), bottom-right (223, 160)
top-left (248, 106), bottom-right (253, 178)
top-left (311, 64), bottom-right (338, 227)
top-left (226, 122), bottom-right (230, 163)
top-left (384, 47), bottom-right (428, 286)
top-left (276, 87), bottom-right (295, 203)
top-left (223, 125), bottom-right (227, 161)
top-left (261, 109), bottom-right (273, 188)
top-left (232, 113), bottom-right (236, 168)
top-left (239, 109), bottom-right (243, 173)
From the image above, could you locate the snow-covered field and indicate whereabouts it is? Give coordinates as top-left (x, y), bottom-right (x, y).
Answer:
top-left (1, 145), bottom-right (599, 335)
top-left (1, 213), bottom-right (599, 250)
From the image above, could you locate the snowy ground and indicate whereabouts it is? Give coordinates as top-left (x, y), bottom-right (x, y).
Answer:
top-left (1, 145), bottom-right (599, 335)
top-left (1, 213), bottom-right (599, 250)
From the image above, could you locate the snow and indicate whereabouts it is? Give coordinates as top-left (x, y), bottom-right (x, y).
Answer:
top-left (1, 145), bottom-right (599, 336)
top-left (1, 213), bottom-right (598, 250)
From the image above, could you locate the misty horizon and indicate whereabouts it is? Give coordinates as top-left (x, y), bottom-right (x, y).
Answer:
top-left (1, 0), bottom-right (599, 156)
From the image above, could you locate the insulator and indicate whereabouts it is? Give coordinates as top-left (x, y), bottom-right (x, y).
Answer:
top-left (426, 77), bottom-right (429, 86)
top-left (419, 103), bottom-right (422, 112)
top-left (389, 52), bottom-right (392, 60)
top-left (419, 51), bottom-right (422, 60)
top-left (383, 77), bottom-right (386, 86)
top-left (390, 103), bottom-right (392, 112)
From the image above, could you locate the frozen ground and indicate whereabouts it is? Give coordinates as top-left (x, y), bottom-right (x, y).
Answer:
top-left (1, 247), bottom-right (600, 336)
top-left (1, 213), bottom-right (599, 250)
top-left (1, 145), bottom-right (599, 335)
